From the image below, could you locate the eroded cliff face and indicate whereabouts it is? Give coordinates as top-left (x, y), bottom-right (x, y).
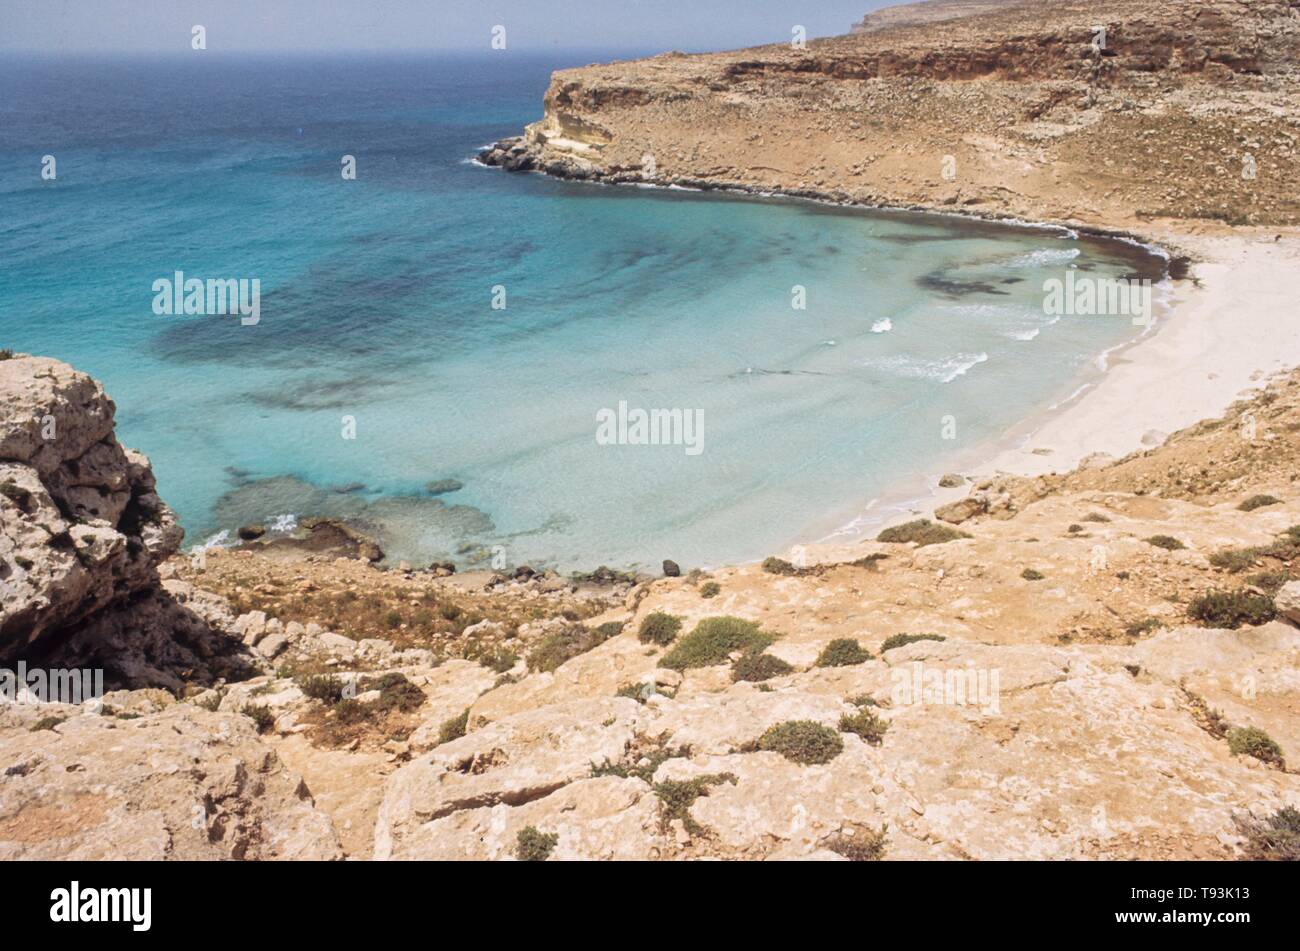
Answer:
top-left (483, 0), bottom-right (1300, 230)
top-left (0, 355), bottom-right (182, 657)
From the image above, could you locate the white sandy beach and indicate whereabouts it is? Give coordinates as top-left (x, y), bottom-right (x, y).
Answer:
top-left (975, 228), bottom-right (1300, 480)
top-left (806, 227), bottom-right (1300, 549)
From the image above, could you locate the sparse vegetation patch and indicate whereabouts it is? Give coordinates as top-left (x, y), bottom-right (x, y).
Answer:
top-left (814, 638), bottom-right (872, 667)
top-left (757, 720), bottom-right (843, 765)
top-left (515, 826), bottom-right (558, 861)
top-left (1187, 589), bottom-right (1276, 629)
top-left (659, 616), bottom-right (773, 671)
top-left (877, 519), bottom-right (969, 547)
top-left (880, 633), bottom-right (946, 652)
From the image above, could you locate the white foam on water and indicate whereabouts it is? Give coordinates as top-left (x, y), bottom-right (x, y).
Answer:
top-left (1003, 247), bottom-right (1081, 268)
top-left (268, 513), bottom-right (298, 533)
top-left (870, 318), bottom-right (893, 333)
top-left (198, 529), bottom-right (232, 550)
top-left (1006, 327), bottom-right (1041, 341)
top-left (859, 352), bottom-right (989, 384)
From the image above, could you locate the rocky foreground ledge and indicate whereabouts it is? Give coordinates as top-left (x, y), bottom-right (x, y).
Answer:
top-left (3, 354), bottom-right (1300, 859)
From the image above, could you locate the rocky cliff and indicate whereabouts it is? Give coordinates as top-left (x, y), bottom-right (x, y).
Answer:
top-left (482, 0), bottom-right (1300, 230)
top-left (0, 354), bottom-right (182, 658)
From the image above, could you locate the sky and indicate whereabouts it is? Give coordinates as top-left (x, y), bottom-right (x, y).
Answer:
top-left (0, 0), bottom-right (896, 54)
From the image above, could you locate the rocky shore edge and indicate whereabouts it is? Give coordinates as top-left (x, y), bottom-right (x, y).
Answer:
top-left (477, 137), bottom-right (1189, 279)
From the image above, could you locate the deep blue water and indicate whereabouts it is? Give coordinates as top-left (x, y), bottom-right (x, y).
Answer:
top-left (0, 52), bottom-right (1160, 571)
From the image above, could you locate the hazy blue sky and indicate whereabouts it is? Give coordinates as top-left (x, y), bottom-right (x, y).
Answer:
top-left (0, 0), bottom-right (894, 53)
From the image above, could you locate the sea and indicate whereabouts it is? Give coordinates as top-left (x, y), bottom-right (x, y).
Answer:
top-left (0, 51), bottom-right (1168, 572)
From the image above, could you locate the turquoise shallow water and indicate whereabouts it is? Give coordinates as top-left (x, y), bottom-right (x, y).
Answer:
top-left (0, 52), bottom-right (1164, 572)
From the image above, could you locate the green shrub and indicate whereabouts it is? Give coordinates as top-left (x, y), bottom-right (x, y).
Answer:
top-left (757, 720), bottom-right (843, 765)
top-left (528, 624), bottom-right (606, 672)
top-left (437, 708), bottom-right (469, 745)
top-left (838, 707), bottom-right (888, 746)
top-left (1209, 547), bottom-right (1264, 573)
top-left (242, 704), bottom-right (275, 734)
top-left (0, 349), bottom-right (12, 360)
top-left (659, 616), bottom-right (773, 671)
top-left (298, 674), bottom-right (345, 704)
top-left (514, 826), bottom-right (558, 862)
top-left (699, 581), bottom-right (721, 599)
top-left (333, 699), bottom-right (370, 725)
top-left (1082, 512), bottom-right (1111, 523)
top-left (877, 519), bottom-right (969, 547)
top-left (364, 672), bottom-right (426, 713)
top-left (592, 743), bottom-right (689, 783)
top-left (814, 638), bottom-right (872, 667)
top-left (637, 612), bottom-right (683, 646)
top-left (1124, 616), bottom-right (1164, 637)
top-left (1021, 568), bottom-right (1045, 581)
top-left (1238, 494), bottom-right (1283, 512)
top-left (824, 825), bottom-right (888, 861)
top-left (478, 646), bottom-right (519, 674)
top-left (1145, 535), bottom-right (1186, 551)
top-left (653, 773), bottom-right (737, 834)
top-left (1227, 726), bottom-right (1285, 767)
top-left (592, 621), bottom-right (625, 640)
top-left (1237, 807), bottom-right (1300, 861)
top-left (731, 651), bottom-right (793, 683)
top-left (29, 715), bottom-right (66, 732)
top-left (1187, 590), bottom-right (1276, 629)
top-left (880, 632), bottom-right (946, 652)
top-left (761, 556), bottom-right (800, 575)
top-left (1246, 571), bottom-right (1290, 594)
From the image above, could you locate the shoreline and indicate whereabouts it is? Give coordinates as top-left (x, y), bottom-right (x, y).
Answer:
top-left (481, 143), bottom-right (1300, 562)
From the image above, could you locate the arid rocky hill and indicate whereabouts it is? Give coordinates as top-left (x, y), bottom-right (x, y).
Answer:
top-left (852, 0), bottom-right (1024, 34)
top-left (3, 354), bottom-right (1300, 860)
top-left (483, 0), bottom-right (1300, 231)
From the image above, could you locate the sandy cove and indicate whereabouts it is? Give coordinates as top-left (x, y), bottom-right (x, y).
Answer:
top-left (6, 0), bottom-right (1300, 862)
top-left (480, 0), bottom-right (1300, 547)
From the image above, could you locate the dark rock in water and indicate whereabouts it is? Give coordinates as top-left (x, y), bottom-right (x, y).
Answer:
top-left (426, 479), bottom-right (465, 496)
top-left (243, 516), bottom-right (383, 563)
top-left (330, 482), bottom-right (366, 494)
top-left (429, 561), bottom-right (457, 576)
top-left (572, 565), bottom-right (638, 586)
top-left (514, 565), bottom-right (536, 580)
top-left (662, 559), bottom-right (682, 577)
top-left (236, 523), bottom-right (266, 541)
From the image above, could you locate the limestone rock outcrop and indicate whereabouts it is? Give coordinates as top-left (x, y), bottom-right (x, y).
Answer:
top-left (1, 354), bottom-right (182, 658)
top-left (0, 700), bottom-right (342, 860)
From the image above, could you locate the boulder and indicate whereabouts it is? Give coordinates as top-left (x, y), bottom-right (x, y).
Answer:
top-left (1, 356), bottom-right (182, 658)
top-left (1275, 581), bottom-right (1300, 627)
